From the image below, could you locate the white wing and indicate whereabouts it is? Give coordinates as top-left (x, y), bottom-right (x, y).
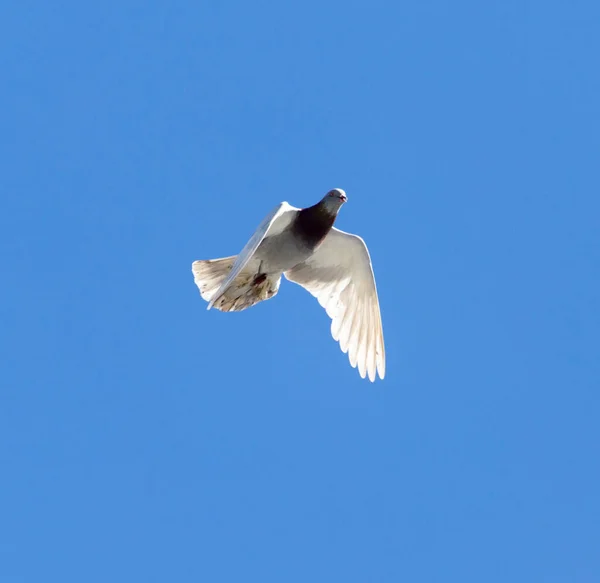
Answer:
top-left (284, 227), bottom-right (385, 381)
top-left (208, 202), bottom-right (297, 309)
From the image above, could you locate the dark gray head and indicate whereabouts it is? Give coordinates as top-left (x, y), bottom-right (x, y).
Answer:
top-left (320, 188), bottom-right (348, 214)
top-left (292, 188), bottom-right (348, 250)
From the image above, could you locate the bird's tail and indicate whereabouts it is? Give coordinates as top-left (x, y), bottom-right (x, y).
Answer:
top-left (191, 256), bottom-right (280, 312)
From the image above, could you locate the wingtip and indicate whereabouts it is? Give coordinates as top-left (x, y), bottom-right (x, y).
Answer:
top-left (207, 293), bottom-right (220, 310)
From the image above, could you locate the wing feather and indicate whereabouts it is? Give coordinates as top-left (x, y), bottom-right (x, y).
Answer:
top-left (284, 227), bottom-right (385, 381)
top-left (208, 202), bottom-right (297, 309)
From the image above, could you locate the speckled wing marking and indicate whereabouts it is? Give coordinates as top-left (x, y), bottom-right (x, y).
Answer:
top-left (207, 202), bottom-right (297, 310)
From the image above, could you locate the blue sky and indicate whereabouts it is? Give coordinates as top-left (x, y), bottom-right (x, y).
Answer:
top-left (1, 0), bottom-right (599, 581)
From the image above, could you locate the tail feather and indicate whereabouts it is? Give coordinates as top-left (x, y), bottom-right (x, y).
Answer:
top-left (191, 256), bottom-right (280, 312)
top-left (192, 255), bottom-right (237, 302)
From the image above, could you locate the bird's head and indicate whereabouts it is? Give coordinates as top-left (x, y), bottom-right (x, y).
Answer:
top-left (320, 188), bottom-right (348, 214)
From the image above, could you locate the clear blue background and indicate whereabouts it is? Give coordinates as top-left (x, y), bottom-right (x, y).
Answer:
top-left (1, 0), bottom-right (599, 581)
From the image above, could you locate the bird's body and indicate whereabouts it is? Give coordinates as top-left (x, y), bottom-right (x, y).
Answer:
top-left (254, 216), bottom-right (312, 273)
top-left (192, 189), bottom-right (386, 381)
top-left (252, 200), bottom-right (337, 272)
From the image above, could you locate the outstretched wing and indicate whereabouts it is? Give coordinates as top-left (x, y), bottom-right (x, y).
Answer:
top-left (208, 202), bottom-right (297, 309)
top-left (284, 227), bottom-right (385, 381)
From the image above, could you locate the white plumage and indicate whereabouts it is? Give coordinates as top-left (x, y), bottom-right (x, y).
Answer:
top-left (284, 228), bottom-right (385, 381)
top-left (206, 202), bottom-right (298, 310)
top-left (192, 189), bottom-right (386, 381)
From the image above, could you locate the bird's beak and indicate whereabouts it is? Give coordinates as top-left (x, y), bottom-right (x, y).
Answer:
top-left (340, 193), bottom-right (347, 203)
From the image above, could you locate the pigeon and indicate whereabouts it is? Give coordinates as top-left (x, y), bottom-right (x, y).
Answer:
top-left (192, 189), bottom-right (385, 381)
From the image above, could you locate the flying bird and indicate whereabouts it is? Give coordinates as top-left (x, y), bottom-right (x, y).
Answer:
top-left (192, 189), bottom-right (385, 381)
